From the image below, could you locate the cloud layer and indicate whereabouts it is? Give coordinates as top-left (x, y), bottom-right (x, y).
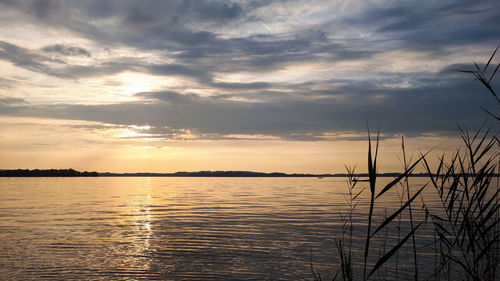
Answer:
top-left (0, 0), bottom-right (498, 141)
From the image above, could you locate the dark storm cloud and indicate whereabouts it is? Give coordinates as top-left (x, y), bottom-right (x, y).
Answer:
top-left (42, 44), bottom-right (91, 57)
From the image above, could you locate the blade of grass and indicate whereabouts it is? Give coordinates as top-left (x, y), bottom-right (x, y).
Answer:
top-left (483, 47), bottom-right (498, 73)
top-left (367, 221), bottom-right (424, 280)
top-left (371, 183), bottom-right (428, 237)
top-left (363, 125), bottom-right (377, 281)
top-left (488, 63), bottom-right (499, 84)
top-left (375, 152), bottom-right (428, 199)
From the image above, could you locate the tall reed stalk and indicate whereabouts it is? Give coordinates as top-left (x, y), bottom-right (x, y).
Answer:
top-left (326, 129), bottom-right (428, 281)
top-left (316, 48), bottom-right (500, 281)
top-left (422, 125), bottom-right (499, 281)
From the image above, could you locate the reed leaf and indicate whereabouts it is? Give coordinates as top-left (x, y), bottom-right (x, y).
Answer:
top-left (371, 183), bottom-right (427, 237)
top-left (488, 63), bottom-right (500, 83)
top-left (475, 234), bottom-right (500, 264)
top-left (367, 221), bottom-right (424, 280)
top-left (363, 126), bottom-right (377, 281)
top-left (375, 153), bottom-right (428, 200)
top-left (483, 47), bottom-right (498, 73)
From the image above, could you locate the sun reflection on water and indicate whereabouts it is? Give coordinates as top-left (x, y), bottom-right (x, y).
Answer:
top-left (125, 178), bottom-right (154, 271)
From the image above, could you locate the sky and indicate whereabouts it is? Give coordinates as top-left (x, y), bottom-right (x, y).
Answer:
top-left (0, 0), bottom-right (498, 173)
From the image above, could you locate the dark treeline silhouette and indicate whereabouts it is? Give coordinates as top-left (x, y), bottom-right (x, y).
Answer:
top-left (1, 169), bottom-right (494, 178)
top-left (98, 171), bottom-right (438, 177)
top-left (99, 171), bottom-right (322, 177)
top-left (0, 169), bottom-right (98, 177)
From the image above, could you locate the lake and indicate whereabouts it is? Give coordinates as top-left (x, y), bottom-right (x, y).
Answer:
top-left (0, 177), bottom-right (436, 280)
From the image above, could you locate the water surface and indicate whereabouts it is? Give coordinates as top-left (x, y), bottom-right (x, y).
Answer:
top-left (0, 177), bottom-right (433, 280)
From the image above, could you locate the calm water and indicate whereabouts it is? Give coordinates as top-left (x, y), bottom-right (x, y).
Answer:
top-left (0, 177), bottom-right (436, 280)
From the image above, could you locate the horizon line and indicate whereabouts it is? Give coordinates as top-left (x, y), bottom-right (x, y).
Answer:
top-left (0, 168), bottom-right (464, 178)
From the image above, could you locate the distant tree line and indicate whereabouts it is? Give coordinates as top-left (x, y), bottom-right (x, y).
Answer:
top-left (0, 169), bottom-right (493, 177)
top-left (0, 169), bottom-right (98, 177)
top-left (98, 171), bottom-right (438, 177)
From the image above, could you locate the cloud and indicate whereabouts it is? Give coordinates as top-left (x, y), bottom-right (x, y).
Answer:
top-left (135, 91), bottom-right (200, 104)
top-left (0, 41), bottom-right (214, 81)
top-left (0, 40), bottom-right (65, 73)
top-left (0, 68), bottom-right (493, 141)
top-left (191, 0), bottom-right (243, 20)
top-left (211, 81), bottom-right (272, 90)
top-left (148, 63), bottom-right (212, 82)
top-left (30, 0), bottom-right (59, 18)
top-left (0, 2), bottom-right (380, 85)
top-left (0, 77), bottom-right (17, 88)
top-left (0, 0), bottom-right (498, 143)
top-left (0, 95), bottom-right (26, 104)
top-left (42, 44), bottom-right (91, 57)
top-left (348, 1), bottom-right (500, 51)
top-left (121, 0), bottom-right (243, 24)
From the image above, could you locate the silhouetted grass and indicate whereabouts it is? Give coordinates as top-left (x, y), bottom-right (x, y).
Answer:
top-left (422, 125), bottom-right (499, 281)
top-left (312, 49), bottom-right (500, 280)
top-left (459, 46), bottom-right (500, 120)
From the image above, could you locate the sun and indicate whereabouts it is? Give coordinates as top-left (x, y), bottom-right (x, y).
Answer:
top-left (115, 72), bottom-right (171, 98)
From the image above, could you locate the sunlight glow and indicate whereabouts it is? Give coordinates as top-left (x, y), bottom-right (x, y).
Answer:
top-left (115, 72), bottom-right (171, 97)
